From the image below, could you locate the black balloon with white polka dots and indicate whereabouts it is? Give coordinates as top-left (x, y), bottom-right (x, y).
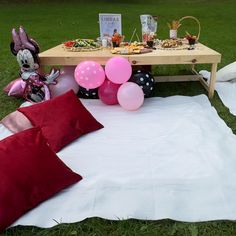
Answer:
top-left (77, 86), bottom-right (99, 99)
top-left (129, 70), bottom-right (155, 97)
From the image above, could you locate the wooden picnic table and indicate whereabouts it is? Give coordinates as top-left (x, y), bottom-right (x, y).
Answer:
top-left (39, 42), bottom-right (221, 98)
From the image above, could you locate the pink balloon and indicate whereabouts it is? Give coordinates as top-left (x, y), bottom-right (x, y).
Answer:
top-left (3, 80), bottom-right (17, 93)
top-left (49, 72), bottom-right (79, 98)
top-left (98, 79), bottom-right (121, 105)
top-left (4, 78), bottom-right (26, 97)
top-left (74, 61), bottom-right (105, 89)
top-left (117, 82), bottom-right (144, 111)
top-left (61, 66), bottom-right (76, 75)
top-left (105, 57), bottom-right (132, 84)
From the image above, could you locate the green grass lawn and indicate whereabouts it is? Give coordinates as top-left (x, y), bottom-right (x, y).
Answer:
top-left (1, 0), bottom-right (236, 235)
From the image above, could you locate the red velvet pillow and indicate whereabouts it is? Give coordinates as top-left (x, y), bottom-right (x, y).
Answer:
top-left (0, 127), bottom-right (82, 232)
top-left (18, 90), bottom-right (103, 152)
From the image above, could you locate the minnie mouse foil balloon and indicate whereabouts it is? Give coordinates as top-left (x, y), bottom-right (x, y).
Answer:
top-left (9, 26), bottom-right (60, 102)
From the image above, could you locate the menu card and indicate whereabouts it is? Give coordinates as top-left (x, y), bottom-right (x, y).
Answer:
top-left (99, 13), bottom-right (122, 38)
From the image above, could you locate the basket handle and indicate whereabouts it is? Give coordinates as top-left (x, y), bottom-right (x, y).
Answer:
top-left (179, 16), bottom-right (201, 41)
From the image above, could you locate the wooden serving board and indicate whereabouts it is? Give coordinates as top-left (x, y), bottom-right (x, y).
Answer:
top-left (111, 47), bottom-right (153, 55)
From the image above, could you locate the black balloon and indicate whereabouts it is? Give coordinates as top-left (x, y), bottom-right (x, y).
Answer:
top-left (129, 70), bottom-right (155, 97)
top-left (77, 86), bottom-right (99, 99)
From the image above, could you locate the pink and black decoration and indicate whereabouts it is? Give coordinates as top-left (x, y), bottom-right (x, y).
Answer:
top-left (77, 86), bottom-right (99, 99)
top-left (10, 26), bottom-right (59, 102)
top-left (74, 57), bottom-right (156, 111)
top-left (129, 70), bottom-right (155, 97)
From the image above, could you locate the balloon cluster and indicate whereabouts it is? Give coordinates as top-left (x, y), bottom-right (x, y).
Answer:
top-left (74, 57), bottom-right (155, 111)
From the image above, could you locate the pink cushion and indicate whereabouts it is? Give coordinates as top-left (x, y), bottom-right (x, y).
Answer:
top-left (0, 127), bottom-right (82, 232)
top-left (1, 110), bottom-right (33, 133)
top-left (18, 90), bottom-right (104, 152)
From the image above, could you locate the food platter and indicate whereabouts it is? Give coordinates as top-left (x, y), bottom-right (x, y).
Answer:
top-left (111, 46), bottom-right (153, 55)
top-left (111, 42), bottom-right (153, 55)
top-left (155, 39), bottom-right (190, 50)
top-left (63, 39), bottom-right (102, 52)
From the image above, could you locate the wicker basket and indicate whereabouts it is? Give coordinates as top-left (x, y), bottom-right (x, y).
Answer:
top-left (178, 16), bottom-right (201, 41)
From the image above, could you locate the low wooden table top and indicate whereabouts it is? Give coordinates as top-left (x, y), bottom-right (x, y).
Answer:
top-left (39, 42), bottom-right (221, 66)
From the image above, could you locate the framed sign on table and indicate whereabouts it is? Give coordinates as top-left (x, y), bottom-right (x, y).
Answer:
top-left (99, 13), bottom-right (122, 39)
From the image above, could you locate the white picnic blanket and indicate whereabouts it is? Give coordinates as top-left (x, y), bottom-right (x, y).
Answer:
top-left (1, 95), bottom-right (236, 228)
top-left (199, 69), bottom-right (236, 115)
top-left (215, 82), bottom-right (236, 115)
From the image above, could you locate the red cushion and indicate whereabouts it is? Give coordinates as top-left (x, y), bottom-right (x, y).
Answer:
top-left (18, 90), bottom-right (104, 152)
top-left (0, 127), bottom-right (82, 232)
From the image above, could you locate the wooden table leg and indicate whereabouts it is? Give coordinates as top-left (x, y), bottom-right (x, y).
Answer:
top-left (208, 63), bottom-right (218, 98)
